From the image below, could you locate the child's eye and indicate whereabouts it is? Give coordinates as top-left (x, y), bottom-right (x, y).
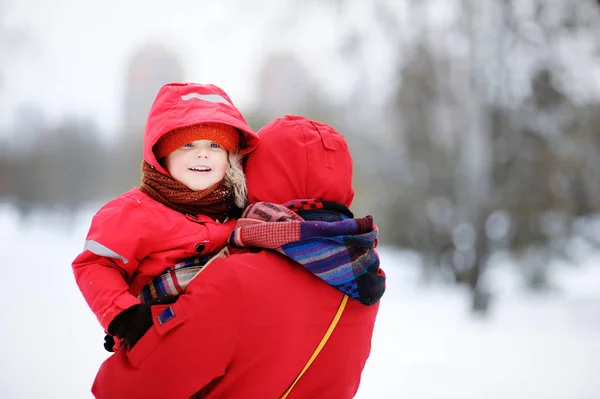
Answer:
top-left (183, 143), bottom-right (194, 148)
top-left (210, 142), bottom-right (221, 149)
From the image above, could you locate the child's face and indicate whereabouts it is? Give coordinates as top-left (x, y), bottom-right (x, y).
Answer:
top-left (164, 140), bottom-right (229, 191)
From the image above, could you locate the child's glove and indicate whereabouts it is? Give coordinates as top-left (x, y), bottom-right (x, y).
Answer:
top-left (103, 334), bottom-right (116, 352)
top-left (106, 295), bottom-right (178, 349)
top-left (107, 304), bottom-right (152, 348)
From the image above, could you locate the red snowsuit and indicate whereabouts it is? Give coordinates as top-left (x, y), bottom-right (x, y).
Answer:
top-left (72, 83), bottom-right (258, 331)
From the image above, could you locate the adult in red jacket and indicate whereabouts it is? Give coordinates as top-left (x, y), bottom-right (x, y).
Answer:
top-left (92, 116), bottom-right (386, 399)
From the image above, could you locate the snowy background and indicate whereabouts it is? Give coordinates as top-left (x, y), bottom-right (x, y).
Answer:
top-left (1, 203), bottom-right (599, 399)
top-left (2, 0), bottom-right (600, 397)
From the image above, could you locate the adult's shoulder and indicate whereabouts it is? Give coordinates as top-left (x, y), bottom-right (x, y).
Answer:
top-left (216, 249), bottom-right (326, 295)
top-left (223, 249), bottom-right (290, 270)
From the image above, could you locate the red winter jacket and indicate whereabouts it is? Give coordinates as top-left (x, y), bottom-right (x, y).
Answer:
top-left (72, 83), bottom-right (258, 331)
top-left (92, 116), bottom-right (381, 399)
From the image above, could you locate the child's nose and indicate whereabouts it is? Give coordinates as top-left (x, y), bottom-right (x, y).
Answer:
top-left (195, 146), bottom-right (209, 158)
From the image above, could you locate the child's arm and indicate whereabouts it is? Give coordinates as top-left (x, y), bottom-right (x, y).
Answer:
top-left (91, 255), bottom-right (243, 398)
top-left (72, 197), bottom-right (147, 331)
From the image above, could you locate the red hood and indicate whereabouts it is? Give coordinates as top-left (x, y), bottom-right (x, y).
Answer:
top-left (143, 83), bottom-right (258, 176)
top-left (245, 115), bottom-right (354, 206)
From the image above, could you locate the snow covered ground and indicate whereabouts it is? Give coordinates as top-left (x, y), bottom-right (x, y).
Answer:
top-left (1, 203), bottom-right (599, 398)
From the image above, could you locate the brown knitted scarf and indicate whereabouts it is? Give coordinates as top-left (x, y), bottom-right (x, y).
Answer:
top-left (140, 161), bottom-right (239, 221)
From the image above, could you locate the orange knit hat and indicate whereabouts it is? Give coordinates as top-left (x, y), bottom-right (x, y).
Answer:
top-left (154, 123), bottom-right (240, 159)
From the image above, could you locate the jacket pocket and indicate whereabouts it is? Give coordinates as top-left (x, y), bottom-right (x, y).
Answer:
top-left (125, 302), bottom-right (189, 367)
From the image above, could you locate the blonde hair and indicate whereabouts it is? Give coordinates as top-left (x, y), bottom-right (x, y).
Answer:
top-left (223, 151), bottom-right (248, 208)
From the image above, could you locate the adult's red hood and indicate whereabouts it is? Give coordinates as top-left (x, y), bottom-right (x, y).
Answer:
top-left (245, 115), bottom-right (355, 207)
top-left (143, 83), bottom-right (258, 176)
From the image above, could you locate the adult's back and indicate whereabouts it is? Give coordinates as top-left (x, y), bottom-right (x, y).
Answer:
top-left (189, 247), bottom-right (379, 398)
top-left (92, 115), bottom-right (384, 399)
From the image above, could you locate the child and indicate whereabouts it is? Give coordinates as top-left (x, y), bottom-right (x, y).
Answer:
top-left (72, 83), bottom-right (258, 350)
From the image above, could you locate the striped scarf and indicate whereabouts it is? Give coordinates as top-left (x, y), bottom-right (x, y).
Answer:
top-left (138, 200), bottom-right (385, 306)
top-left (137, 250), bottom-right (228, 304)
top-left (229, 200), bottom-right (385, 305)
top-left (138, 254), bottom-right (210, 303)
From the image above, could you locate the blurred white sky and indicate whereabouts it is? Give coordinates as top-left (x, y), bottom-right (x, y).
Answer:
top-left (3, 0), bottom-right (599, 138)
top-left (0, 0), bottom-right (401, 136)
